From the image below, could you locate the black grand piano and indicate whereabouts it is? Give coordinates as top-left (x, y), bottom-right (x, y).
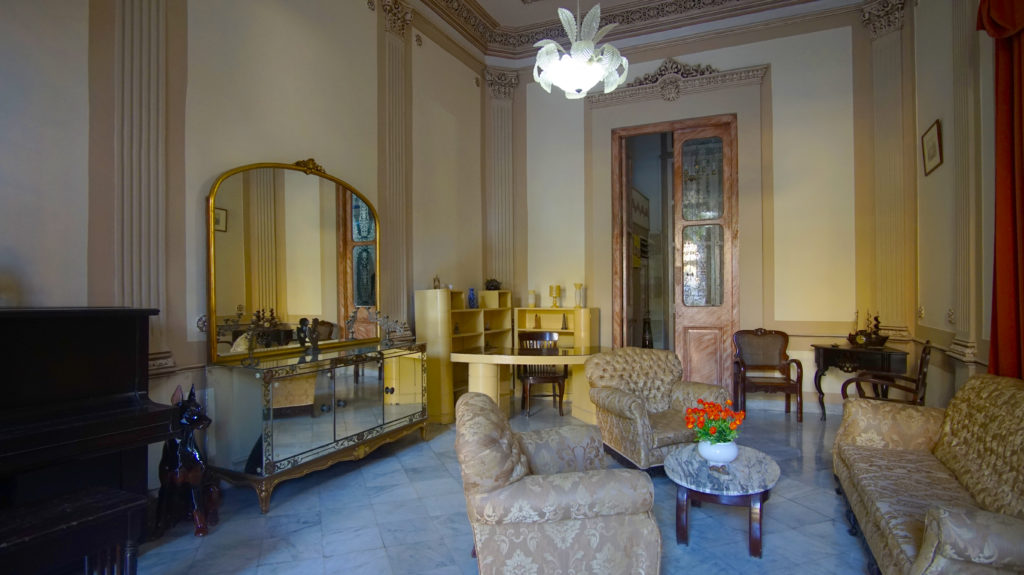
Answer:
top-left (0, 308), bottom-right (178, 574)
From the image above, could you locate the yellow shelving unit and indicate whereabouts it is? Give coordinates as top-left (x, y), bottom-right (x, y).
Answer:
top-left (415, 288), bottom-right (512, 423)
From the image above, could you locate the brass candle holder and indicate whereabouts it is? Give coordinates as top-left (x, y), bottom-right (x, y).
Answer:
top-left (549, 284), bottom-right (561, 308)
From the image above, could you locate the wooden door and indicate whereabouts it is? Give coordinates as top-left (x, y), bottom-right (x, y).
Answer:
top-left (673, 120), bottom-right (738, 396)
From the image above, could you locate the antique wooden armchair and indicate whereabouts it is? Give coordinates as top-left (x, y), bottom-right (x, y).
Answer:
top-left (732, 328), bottom-right (803, 422)
top-left (841, 340), bottom-right (932, 405)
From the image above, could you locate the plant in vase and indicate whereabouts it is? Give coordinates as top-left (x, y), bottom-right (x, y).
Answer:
top-left (686, 399), bottom-right (745, 465)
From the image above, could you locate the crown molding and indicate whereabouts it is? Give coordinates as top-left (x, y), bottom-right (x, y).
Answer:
top-left (422, 0), bottom-right (817, 59)
top-left (588, 61), bottom-right (768, 107)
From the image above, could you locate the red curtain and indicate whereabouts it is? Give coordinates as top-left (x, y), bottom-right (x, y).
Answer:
top-left (979, 0), bottom-right (1024, 377)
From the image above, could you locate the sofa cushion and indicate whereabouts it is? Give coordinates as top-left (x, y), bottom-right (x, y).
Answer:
top-left (838, 444), bottom-right (978, 571)
top-left (455, 392), bottom-right (529, 495)
top-left (932, 375), bottom-right (1024, 519)
top-left (648, 410), bottom-right (692, 448)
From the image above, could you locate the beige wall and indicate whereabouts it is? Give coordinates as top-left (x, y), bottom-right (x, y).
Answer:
top-left (525, 84), bottom-right (588, 301)
top-left (184, 0), bottom-right (378, 342)
top-left (411, 28), bottom-right (483, 294)
top-left (530, 26), bottom-right (856, 355)
top-left (0, 1), bottom-right (1002, 452)
top-left (0, 0), bottom-right (89, 305)
top-left (912, 0), bottom-right (995, 405)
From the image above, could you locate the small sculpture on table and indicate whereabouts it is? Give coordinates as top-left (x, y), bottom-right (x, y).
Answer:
top-left (848, 312), bottom-right (888, 347)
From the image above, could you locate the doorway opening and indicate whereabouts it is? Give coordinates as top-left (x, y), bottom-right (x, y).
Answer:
top-left (613, 115), bottom-right (738, 392)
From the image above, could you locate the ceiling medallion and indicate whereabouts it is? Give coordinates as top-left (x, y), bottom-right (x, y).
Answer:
top-left (533, 4), bottom-right (628, 99)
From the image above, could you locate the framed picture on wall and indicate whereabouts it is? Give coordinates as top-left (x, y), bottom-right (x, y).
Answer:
top-left (922, 120), bottom-right (943, 176)
top-left (214, 208), bottom-right (228, 232)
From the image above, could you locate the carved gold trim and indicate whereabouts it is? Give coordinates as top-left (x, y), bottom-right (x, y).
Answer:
top-left (860, 0), bottom-right (903, 38)
top-left (484, 68), bottom-right (519, 100)
top-left (293, 158), bottom-right (324, 174)
top-left (589, 63), bottom-right (767, 107)
top-left (211, 419), bottom-right (427, 513)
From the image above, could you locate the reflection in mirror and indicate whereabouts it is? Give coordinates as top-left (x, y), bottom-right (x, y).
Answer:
top-left (208, 161), bottom-right (379, 363)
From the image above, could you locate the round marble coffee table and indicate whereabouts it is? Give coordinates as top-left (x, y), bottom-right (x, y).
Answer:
top-left (664, 443), bottom-right (780, 557)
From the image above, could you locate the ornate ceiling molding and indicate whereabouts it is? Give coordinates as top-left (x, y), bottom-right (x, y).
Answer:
top-left (860, 0), bottom-right (903, 38)
top-left (421, 0), bottom-right (815, 59)
top-left (382, 0), bottom-right (414, 37)
top-left (588, 61), bottom-right (768, 107)
top-left (484, 68), bottom-right (520, 99)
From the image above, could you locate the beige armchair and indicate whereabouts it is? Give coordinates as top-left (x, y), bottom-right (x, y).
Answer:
top-left (454, 392), bottom-right (661, 575)
top-left (585, 347), bottom-right (729, 469)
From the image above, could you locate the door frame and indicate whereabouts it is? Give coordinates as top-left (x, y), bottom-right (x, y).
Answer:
top-left (611, 114), bottom-right (739, 388)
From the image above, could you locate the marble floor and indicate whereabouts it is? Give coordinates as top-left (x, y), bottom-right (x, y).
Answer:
top-left (139, 399), bottom-right (873, 574)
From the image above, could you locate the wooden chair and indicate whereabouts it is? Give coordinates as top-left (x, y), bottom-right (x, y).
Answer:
top-left (841, 341), bottom-right (932, 405)
top-left (516, 331), bottom-right (567, 416)
top-left (732, 328), bottom-right (803, 422)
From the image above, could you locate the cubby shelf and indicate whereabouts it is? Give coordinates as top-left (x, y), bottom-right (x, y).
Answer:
top-left (415, 289), bottom-right (512, 424)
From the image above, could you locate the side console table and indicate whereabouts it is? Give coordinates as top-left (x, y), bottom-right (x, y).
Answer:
top-left (811, 344), bottom-right (908, 420)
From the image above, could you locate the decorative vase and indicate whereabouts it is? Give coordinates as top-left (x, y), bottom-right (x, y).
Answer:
top-left (697, 440), bottom-right (738, 465)
top-left (467, 288), bottom-right (478, 309)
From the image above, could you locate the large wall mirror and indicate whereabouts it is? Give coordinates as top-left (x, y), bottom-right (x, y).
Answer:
top-left (207, 159), bottom-right (379, 363)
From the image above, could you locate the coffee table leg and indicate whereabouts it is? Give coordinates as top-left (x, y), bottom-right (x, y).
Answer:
top-left (676, 486), bottom-right (690, 545)
top-left (749, 492), bottom-right (763, 557)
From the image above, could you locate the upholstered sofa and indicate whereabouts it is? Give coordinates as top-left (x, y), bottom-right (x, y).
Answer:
top-left (454, 392), bottom-right (661, 575)
top-left (833, 374), bottom-right (1024, 574)
top-left (585, 347), bottom-right (729, 469)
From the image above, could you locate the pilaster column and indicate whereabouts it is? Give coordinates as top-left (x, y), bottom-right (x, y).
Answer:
top-left (246, 169), bottom-right (278, 313)
top-left (947, 0), bottom-right (980, 371)
top-left (379, 0), bottom-right (413, 321)
top-left (114, 0), bottom-right (173, 372)
top-left (483, 69), bottom-right (519, 291)
top-left (862, 0), bottom-right (912, 340)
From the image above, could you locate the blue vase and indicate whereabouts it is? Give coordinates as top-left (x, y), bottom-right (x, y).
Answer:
top-left (467, 288), bottom-right (478, 309)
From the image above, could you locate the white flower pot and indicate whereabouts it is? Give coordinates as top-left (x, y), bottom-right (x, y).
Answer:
top-left (697, 440), bottom-right (738, 465)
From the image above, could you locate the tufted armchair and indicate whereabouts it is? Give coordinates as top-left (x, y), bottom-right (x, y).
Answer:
top-left (585, 347), bottom-right (729, 469)
top-left (454, 392), bottom-right (661, 575)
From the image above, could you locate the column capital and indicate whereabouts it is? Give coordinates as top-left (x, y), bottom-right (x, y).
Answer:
top-left (484, 68), bottom-right (519, 100)
top-left (861, 0), bottom-right (904, 39)
top-left (382, 0), bottom-right (413, 37)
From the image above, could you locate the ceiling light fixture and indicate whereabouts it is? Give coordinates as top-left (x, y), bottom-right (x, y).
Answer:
top-left (533, 3), bottom-right (628, 100)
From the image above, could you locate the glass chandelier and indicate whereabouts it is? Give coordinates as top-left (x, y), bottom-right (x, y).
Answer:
top-left (533, 4), bottom-right (628, 100)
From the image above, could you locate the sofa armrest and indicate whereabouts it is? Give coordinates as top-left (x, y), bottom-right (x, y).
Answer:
top-left (910, 506), bottom-right (1024, 574)
top-left (516, 425), bottom-right (606, 475)
top-left (669, 380), bottom-right (729, 412)
top-left (834, 397), bottom-right (944, 451)
top-left (590, 387), bottom-right (648, 422)
top-left (468, 468), bottom-right (654, 525)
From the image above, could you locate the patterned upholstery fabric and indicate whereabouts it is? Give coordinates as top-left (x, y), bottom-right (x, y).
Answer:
top-left (932, 375), bottom-right (1024, 519)
top-left (585, 347), bottom-right (728, 469)
top-left (455, 392), bottom-right (661, 575)
top-left (833, 375), bottom-right (1024, 575)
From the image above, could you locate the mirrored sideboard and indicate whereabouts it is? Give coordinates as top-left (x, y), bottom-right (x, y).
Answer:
top-left (205, 341), bottom-right (426, 513)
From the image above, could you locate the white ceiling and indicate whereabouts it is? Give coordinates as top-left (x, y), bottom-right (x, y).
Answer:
top-left (474, 0), bottom-right (640, 29)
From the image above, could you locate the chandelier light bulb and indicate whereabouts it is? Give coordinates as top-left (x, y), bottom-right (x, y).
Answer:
top-left (533, 4), bottom-right (628, 100)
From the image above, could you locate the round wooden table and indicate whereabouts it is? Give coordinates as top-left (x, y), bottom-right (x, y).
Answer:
top-left (664, 443), bottom-right (780, 558)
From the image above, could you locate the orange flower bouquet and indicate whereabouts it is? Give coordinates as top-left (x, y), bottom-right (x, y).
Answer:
top-left (685, 399), bottom-right (745, 444)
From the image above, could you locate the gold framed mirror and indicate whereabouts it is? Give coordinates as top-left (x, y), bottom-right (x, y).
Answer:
top-left (207, 159), bottom-right (379, 363)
